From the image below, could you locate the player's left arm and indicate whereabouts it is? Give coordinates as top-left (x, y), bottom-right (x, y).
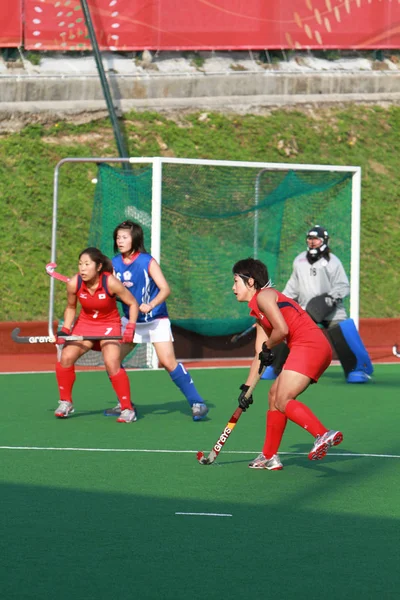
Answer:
top-left (328, 258), bottom-right (350, 302)
top-left (256, 289), bottom-right (289, 349)
top-left (243, 322), bottom-right (269, 386)
top-left (108, 275), bottom-right (139, 324)
top-left (140, 259), bottom-right (171, 314)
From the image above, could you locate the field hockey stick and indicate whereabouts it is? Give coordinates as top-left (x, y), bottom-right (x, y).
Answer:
top-left (230, 324), bottom-right (256, 344)
top-left (393, 345), bottom-right (400, 358)
top-left (45, 262), bottom-right (70, 283)
top-left (11, 328), bottom-right (122, 344)
top-left (197, 365), bottom-right (266, 466)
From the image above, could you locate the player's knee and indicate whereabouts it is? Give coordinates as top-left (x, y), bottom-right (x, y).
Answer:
top-left (274, 396), bottom-right (289, 413)
top-left (60, 350), bottom-right (77, 369)
top-left (60, 358), bottom-right (74, 369)
top-left (104, 361), bottom-right (120, 377)
top-left (157, 354), bottom-right (178, 372)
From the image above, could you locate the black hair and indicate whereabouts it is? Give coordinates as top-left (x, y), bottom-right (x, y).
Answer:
top-left (113, 220), bottom-right (147, 254)
top-left (232, 258), bottom-right (270, 290)
top-left (79, 247), bottom-right (113, 273)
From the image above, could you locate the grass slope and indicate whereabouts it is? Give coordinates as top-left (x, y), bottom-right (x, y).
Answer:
top-left (1, 105), bottom-right (399, 320)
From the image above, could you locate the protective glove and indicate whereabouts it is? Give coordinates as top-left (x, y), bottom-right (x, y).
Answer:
top-left (54, 326), bottom-right (71, 344)
top-left (325, 295), bottom-right (337, 308)
top-left (238, 383), bottom-right (253, 411)
top-left (258, 342), bottom-right (275, 374)
top-left (122, 322), bottom-right (136, 344)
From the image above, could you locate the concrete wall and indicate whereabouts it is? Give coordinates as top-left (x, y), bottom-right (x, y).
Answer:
top-left (2, 71), bottom-right (400, 113)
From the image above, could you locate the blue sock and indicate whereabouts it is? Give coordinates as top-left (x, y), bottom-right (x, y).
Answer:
top-left (169, 363), bottom-right (204, 407)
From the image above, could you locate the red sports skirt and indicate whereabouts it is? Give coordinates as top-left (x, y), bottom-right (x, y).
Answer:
top-left (285, 332), bottom-right (332, 382)
top-left (72, 319), bottom-right (122, 351)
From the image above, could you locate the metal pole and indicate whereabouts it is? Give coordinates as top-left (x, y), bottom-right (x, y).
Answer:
top-left (48, 157), bottom-right (135, 339)
top-left (254, 168), bottom-right (269, 259)
top-left (349, 167), bottom-right (362, 330)
top-left (79, 0), bottom-right (129, 160)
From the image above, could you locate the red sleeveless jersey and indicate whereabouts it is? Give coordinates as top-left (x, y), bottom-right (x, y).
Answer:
top-left (248, 289), bottom-right (324, 348)
top-left (74, 273), bottom-right (121, 325)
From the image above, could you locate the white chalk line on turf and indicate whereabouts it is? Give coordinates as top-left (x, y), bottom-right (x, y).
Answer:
top-left (2, 361), bottom-right (399, 376)
top-left (0, 446), bottom-right (399, 458)
top-left (175, 512), bottom-right (232, 517)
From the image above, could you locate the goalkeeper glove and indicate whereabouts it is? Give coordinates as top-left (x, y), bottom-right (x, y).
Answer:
top-left (325, 295), bottom-right (337, 308)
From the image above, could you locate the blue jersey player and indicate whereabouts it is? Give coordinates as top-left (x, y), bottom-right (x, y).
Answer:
top-left (110, 219), bottom-right (208, 421)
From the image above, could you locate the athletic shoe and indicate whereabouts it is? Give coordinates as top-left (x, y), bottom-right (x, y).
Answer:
top-left (103, 404), bottom-right (122, 417)
top-left (248, 453), bottom-right (283, 470)
top-left (308, 429), bottom-right (343, 461)
top-left (54, 400), bottom-right (74, 418)
top-left (117, 408), bottom-right (137, 423)
top-left (192, 402), bottom-right (209, 421)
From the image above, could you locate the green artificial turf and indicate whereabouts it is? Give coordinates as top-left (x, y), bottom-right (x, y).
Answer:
top-left (0, 365), bottom-right (399, 599)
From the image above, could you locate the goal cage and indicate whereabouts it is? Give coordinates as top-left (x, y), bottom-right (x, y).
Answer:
top-left (48, 157), bottom-right (361, 369)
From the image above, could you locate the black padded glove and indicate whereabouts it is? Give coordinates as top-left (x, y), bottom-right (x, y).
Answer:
top-left (238, 384), bottom-right (253, 411)
top-left (258, 342), bottom-right (275, 374)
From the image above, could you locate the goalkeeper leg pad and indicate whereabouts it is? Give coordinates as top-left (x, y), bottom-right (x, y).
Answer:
top-left (327, 319), bottom-right (373, 383)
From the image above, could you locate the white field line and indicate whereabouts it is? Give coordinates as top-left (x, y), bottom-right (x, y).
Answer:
top-left (175, 512), bottom-right (232, 517)
top-left (1, 361), bottom-right (400, 375)
top-left (0, 446), bottom-right (399, 458)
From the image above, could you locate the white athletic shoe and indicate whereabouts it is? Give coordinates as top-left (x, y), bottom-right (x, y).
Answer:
top-left (117, 408), bottom-right (137, 423)
top-left (54, 400), bottom-right (74, 418)
top-left (248, 453), bottom-right (283, 470)
top-left (192, 402), bottom-right (209, 421)
top-left (308, 430), bottom-right (343, 461)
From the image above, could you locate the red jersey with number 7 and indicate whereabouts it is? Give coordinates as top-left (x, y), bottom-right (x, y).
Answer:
top-left (73, 273), bottom-right (121, 332)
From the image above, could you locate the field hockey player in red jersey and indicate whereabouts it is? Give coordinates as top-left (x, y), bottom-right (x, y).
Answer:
top-left (232, 257), bottom-right (343, 470)
top-left (54, 247), bottom-right (139, 423)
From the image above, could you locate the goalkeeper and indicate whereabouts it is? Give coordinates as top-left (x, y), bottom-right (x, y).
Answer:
top-left (283, 225), bottom-right (349, 326)
top-left (264, 225), bottom-right (372, 384)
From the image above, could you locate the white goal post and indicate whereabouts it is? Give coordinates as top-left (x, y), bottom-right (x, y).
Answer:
top-left (48, 156), bottom-right (361, 367)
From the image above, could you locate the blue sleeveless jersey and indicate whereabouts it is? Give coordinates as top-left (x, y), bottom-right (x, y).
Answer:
top-left (112, 253), bottom-right (169, 323)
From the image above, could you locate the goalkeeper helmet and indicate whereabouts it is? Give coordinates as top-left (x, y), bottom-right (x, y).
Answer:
top-left (306, 225), bottom-right (329, 262)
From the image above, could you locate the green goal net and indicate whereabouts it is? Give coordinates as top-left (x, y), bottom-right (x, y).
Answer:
top-left (87, 160), bottom-right (355, 338)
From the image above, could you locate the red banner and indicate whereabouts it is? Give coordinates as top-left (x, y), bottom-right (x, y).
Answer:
top-left (0, 1), bottom-right (22, 47)
top-left (5, 0), bottom-right (400, 51)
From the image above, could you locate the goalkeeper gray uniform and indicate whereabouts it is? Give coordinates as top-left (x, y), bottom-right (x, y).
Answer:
top-left (282, 251), bottom-right (349, 323)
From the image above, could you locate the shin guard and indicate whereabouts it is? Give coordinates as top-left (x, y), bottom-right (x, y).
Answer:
top-left (110, 369), bottom-right (132, 410)
top-left (55, 362), bottom-right (76, 401)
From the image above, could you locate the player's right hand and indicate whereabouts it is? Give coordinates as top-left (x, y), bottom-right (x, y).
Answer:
top-left (54, 326), bottom-right (71, 344)
top-left (238, 383), bottom-right (253, 411)
top-left (258, 342), bottom-right (275, 373)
